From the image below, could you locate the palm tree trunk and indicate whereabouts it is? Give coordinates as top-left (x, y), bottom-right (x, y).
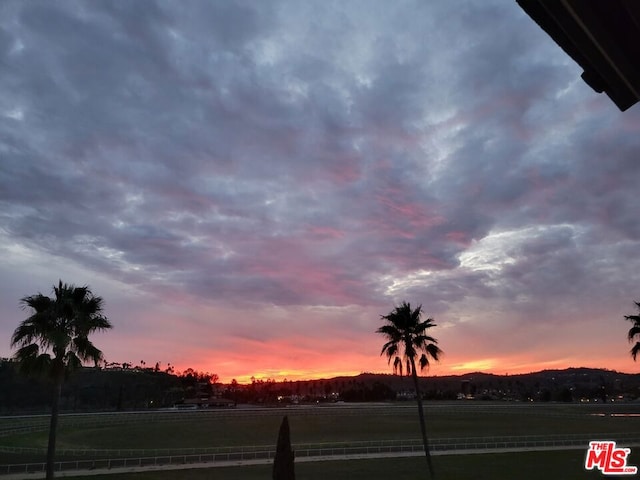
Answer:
top-left (46, 377), bottom-right (62, 479)
top-left (410, 357), bottom-right (435, 479)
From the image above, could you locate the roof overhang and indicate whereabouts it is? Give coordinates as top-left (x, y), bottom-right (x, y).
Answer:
top-left (517, 0), bottom-right (640, 111)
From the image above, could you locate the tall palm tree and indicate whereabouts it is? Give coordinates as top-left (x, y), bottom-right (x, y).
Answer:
top-left (625, 301), bottom-right (640, 360)
top-left (11, 280), bottom-right (112, 480)
top-left (377, 301), bottom-right (442, 479)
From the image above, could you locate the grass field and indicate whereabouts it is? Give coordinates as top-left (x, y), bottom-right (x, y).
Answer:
top-left (52, 450), bottom-right (640, 480)
top-left (2, 402), bottom-right (640, 478)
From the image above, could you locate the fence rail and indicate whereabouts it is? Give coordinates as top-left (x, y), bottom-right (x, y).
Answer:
top-left (2, 402), bottom-right (638, 438)
top-left (4, 432), bottom-right (640, 475)
top-left (4, 431), bottom-right (640, 457)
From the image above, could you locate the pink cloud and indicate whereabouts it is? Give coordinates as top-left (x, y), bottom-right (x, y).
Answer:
top-left (305, 226), bottom-right (345, 240)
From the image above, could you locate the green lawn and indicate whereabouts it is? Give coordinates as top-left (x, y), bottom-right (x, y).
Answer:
top-left (61, 449), bottom-right (638, 480)
top-left (6, 404), bottom-right (640, 451)
top-left (2, 403), bottom-right (640, 472)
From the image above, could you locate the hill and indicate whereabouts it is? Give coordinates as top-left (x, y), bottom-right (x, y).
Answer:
top-left (237, 367), bottom-right (640, 403)
top-left (1, 357), bottom-right (639, 413)
top-left (318, 367), bottom-right (640, 401)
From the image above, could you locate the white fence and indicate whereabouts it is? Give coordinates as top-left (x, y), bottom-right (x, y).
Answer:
top-left (3, 432), bottom-right (640, 475)
top-left (1, 401), bottom-right (636, 436)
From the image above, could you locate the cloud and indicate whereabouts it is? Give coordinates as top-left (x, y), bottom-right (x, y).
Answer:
top-left (1, 0), bottom-right (639, 380)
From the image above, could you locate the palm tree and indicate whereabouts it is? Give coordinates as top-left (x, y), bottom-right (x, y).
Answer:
top-left (625, 301), bottom-right (640, 360)
top-left (11, 280), bottom-right (112, 479)
top-left (377, 301), bottom-right (442, 479)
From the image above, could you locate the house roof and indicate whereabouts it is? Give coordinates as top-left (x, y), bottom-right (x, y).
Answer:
top-left (517, 0), bottom-right (640, 111)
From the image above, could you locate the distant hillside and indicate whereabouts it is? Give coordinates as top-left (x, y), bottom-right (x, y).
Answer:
top-left (2, 359), bottom-right (639, 414)
top-left (315, 367), bottom-right (640, 401)
top-left (0, 360), bottom-right (181, 414)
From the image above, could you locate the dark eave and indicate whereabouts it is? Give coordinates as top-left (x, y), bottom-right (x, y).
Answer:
top-left (517, 0), bottom-right (640, 111)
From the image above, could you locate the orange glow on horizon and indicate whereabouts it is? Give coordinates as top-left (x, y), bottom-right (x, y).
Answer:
top-left (449, 358), bottom-right (497, 372)
top-left (171, 362), bottom-right (366, 384)
top-left (170, 354), bottom-right (639, 385)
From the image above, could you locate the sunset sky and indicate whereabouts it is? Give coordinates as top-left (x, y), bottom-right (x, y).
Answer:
top-left (1, 1), bottom-right (640, 384)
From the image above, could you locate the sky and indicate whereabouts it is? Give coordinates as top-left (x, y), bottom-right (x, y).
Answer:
top-left (1, 1), bottom-right (640, 384)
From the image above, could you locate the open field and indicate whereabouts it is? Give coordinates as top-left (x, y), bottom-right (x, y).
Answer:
top-left (2, 402), bottom-right (640, 478)
top-left (5, 450), bottom-right (640, 480)
top-left (56, 450), bottom-right (640, 480)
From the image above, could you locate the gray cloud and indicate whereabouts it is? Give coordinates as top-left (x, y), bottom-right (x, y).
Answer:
top-left (2, 0), bottom-right (639, 376)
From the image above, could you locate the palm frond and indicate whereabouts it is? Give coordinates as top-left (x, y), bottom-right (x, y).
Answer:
top-left (11, 322), bottom-right (38, 348)
top-left (14, 343), bottom-right (40, 362)
top-left (414, 319), bottom-right (437, 335)
top-left (425, 343), bottom-right (443, 362)
top-left (413, 334), bottom-right (439, 350)
top-left (13, 344), bottom-right (53, 377)
top-left (86, 314), bottom-right (112, 331)
top-left (381, 341), bottom-right (398, 359)
top-left (393, 357), bottom-right (403, 376)
top-left (72, 337), bottom-right (103, 364)
top-left (376, 324), bottom-right (402, 341)
top-left (20, 293), bottom-right (52, 312)
top-left (626, 315), bottom-right (640, 325)
top-left (419, 353), bottom-right (429, 370)
top-left (628, 325), bottom-right (640, 342)
top-left (624, 301), bottom-right (640, 360)
top-left (624, 301), bottom-right (640, 322)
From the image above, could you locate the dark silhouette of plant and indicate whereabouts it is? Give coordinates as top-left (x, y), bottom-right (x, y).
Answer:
top-left (377, 301), bottom-right (442, 479)
top-left (273, 415), bottom-right (295, 480)
top-left (11, 280), bottom-right (112, 479)
top-left (625, 301), bottom-right (640, 360)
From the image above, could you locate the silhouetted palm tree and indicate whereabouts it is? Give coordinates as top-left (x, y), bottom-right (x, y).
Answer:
top-left (377, 301), bottom-right (442, 479)
top-left (625, 301), bottom-right (640, 360)
top-left (11, 281), bottom-right (112, 479)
